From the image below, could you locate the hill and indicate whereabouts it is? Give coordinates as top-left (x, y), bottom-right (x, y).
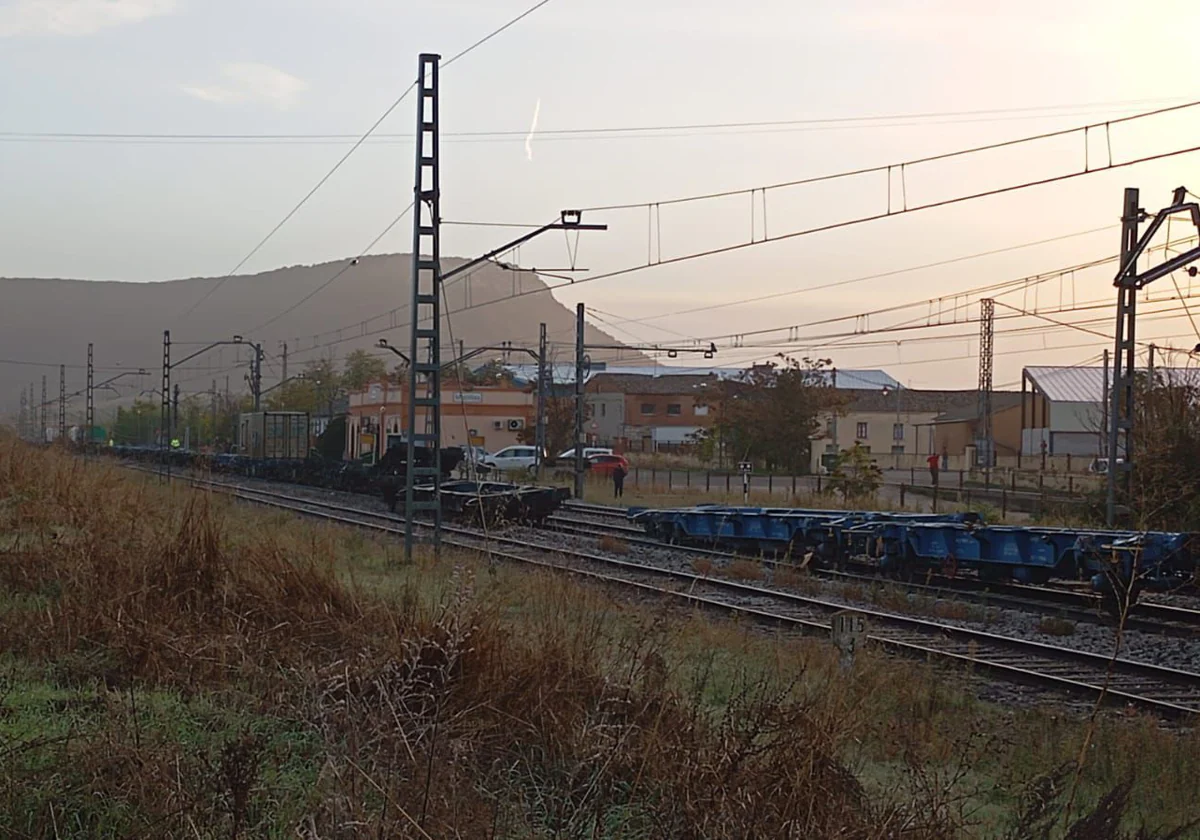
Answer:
top-left (0, 254), bottom-right (643, 416)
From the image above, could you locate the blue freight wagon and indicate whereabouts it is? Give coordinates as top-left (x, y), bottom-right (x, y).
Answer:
top-left (627, 505), bottom-right (1197, 598)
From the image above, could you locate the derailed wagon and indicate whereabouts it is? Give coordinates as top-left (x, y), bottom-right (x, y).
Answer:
top-left (627, 504), bottom-right (1198, 602)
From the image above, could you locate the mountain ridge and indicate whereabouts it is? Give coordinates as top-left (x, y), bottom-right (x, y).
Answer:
top-left (0, 253), bottom-right (644, 417)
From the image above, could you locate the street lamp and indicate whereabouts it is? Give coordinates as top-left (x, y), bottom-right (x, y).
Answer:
top-left (377, 339), bottom-right (410, 365)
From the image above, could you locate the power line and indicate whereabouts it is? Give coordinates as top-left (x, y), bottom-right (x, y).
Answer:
top-left (248, 202), bottom-right (415, 332)
top-left (174, 81), bottom-right (419, 320)
top-left (274, 105), bottom-right (1200, 365)
top-left (564, 225), bottom-right (1117, 334)
top-left (581, 99), bottom-right (1200, 212)
top-left (174, 0), bottom-right (559, 323)
top-left (3, 97), bottom-right (1189, 144)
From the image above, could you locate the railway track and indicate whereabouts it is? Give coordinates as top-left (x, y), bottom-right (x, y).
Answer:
top-left (158, 472), bottom-right (1200, 718)
top-left (548, 506), bottom-right (1200, 637)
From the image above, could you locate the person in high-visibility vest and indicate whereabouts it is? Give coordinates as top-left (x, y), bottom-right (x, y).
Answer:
top-left (171, 438), bottom-right (181, 449)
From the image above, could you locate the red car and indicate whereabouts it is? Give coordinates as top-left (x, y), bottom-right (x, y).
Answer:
top-left (587, 454), bottom-right (629, 476)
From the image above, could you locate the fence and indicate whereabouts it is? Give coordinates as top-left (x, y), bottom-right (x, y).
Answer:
top-left (610, 466), bottom-right (1087, 518)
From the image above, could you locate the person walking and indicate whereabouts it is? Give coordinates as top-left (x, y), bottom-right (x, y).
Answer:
top-left (613, 462), bottom-right (627, 499)
top-left (926, 453), bottom-right (940, 486)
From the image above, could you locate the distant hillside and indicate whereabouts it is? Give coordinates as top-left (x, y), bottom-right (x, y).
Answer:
top-left (0, 254), bottom-right (644, 417)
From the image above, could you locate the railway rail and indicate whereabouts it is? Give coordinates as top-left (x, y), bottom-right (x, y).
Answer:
top-left (152, 470), bottom-right (1200, 718)
top-left (549, 505), bottom-right (1200, 637)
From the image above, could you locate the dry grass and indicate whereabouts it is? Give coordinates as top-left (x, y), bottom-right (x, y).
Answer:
top-left (724, 558), bottom-right (766, 581)
top-left (1038, 616), bottom-right (1078, 637)
top-left (0, 439), bottom-right (1196, 838)
top-left (597, 534), bottom-right (630, 554)
top-left (690, 557), bottom-right (715, 576)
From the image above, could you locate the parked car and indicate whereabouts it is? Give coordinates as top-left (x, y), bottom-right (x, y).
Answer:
top-left (557, 447), bottom-right (613, 461)
top-left (481, 445), bottom-right (542, 475)
top-left (586, 453), bottom-right (630, 477)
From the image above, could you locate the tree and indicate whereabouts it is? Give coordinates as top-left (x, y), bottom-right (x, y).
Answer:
top-left (266, 377), bottom-right (321, 413)
top-left (707, 356), bottom-right (843, 473)
top-left (342, 350), bottom-right (387, 392)
top-left (828, 443), bottom-right (882, 503)
top-left (1111, 370), bottom-right (1200, 530)
top-left (517, 380), bottom-right (574, 457)
top-left (110, 400), bottom-right (160, 445)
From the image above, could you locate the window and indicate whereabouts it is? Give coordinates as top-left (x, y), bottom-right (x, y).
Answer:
top-left (667, 403), bottom-right (682, 416)
top-left (641, 403), bottom-right (655, 415)
top-left (893, 423), bottom-right (904, 441)
top-left (891, 445), bottom-right (905, 455)
top-left (694, 405), bottom-right (709, 416)
top-left (856, 422), bottom-right (868, 439)
top-left (600, 403), bottom-right (606, 417)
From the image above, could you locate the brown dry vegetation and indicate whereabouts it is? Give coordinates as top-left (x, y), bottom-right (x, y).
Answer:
top-left (0, 440), bottom-right (1197, 838)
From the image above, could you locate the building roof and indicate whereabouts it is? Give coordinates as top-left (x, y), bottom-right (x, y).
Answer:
top-left (499, 362), bottom-right (899, 389)
top-left (932, 392), bottom-right (1024, 423)
top-left (843, 388), bottom-right (1019, 415)
top-left (1024, 365), bottom-right (1200, 403)
top-left (587, 373), bottom-right (719, 395)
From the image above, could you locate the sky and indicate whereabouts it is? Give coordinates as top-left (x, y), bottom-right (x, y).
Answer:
top-left (4, 0), bottom-right (1200, 390)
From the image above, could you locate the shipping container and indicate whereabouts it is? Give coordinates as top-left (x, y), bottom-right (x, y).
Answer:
top-left (238, 411), bottom-right (310, 460)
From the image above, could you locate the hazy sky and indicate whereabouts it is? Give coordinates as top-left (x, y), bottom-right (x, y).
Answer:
top-left (5, 0), bottom-right (1200, 389)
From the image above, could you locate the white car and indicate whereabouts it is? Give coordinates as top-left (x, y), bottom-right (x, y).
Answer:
top-left (557, 447), bottom-right (613, 461)
top-left (481, 445), bottom-right (542, 475)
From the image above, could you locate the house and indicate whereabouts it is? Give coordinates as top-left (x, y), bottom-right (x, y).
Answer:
top-left (586, 373), bottom-right (717, 452)
top-left (345, 379), bottom-right (535, 461)
top-left (1020, 366), bottom-right (1112, 457)
top-left (810, 388), bottom-right (1021, 472)
top-left (584, 368), bottom-right (910, 455)
top-left (1018, 365), bottom-right (1200, 458)
top-left (921, 393), bottom-right (1024, 462)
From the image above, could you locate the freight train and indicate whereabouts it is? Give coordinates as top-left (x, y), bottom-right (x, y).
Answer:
top-left (627, 504), bottom-right (1198, 603)
top-left (104, 443), bottom-right (570, 525)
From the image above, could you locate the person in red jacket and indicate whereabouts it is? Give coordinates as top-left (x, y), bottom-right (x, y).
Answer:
top-left (926, 453), bottom-right (940, 486)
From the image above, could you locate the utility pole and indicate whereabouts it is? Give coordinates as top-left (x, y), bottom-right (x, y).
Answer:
top-left (1101, 349), bottom-right (1109, 459)
top-left (571, 309), bottom-right (713, 495)
top-left (86, 343), bottom-right (94, 450)
top-left (211, 379), bottom-right (218, 449)
top-left (58, 364), bottom-right (66, 443)
top-left (977, 298), bottom-right (995, 481)
top-left (173, 384), bottom-right (181, 446)
top-left (251, 343), bottom-right (263, 410)
top-left (405, 52), bottom-right (444, 561)
top-left (1106, 185), bottom-right (1200, 525)
top-left (1148, 343), bottom-right (1156, 380)
top-left (280, 341), bottom-right (288, 383)
top-left (536, 322), bottom-right (548, 475)
top-left (161, 330), bottom-right (171, 474)
top-left (1108, 188), bottom-right (1142, 526)
top-left (574, 303), bottom-right (586, 499)
top-left (40, 375), bottom-right (47, 443)
top-left (18, 387), bottom-right (28, 441)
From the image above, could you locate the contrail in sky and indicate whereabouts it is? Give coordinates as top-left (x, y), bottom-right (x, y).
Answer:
top-left (525, 98), bottom-right (541, 161)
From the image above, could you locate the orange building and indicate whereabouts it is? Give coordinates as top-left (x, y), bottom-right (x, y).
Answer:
top-left (345, 379), bottom-right (535, 460)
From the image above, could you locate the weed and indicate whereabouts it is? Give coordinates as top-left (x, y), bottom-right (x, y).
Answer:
top-left (691, 557), bottom-right (715, 576)
top-left (597, 534), bottom-right (630, 555)
top-left (1038, 616), bottom-right (1077, 636)
top-left (0, 439), bottom-right (1196, 837)
top-left (724, 559), bottom-right (765, 581)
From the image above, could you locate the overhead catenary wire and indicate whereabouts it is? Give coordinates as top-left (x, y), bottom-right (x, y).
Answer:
top-left (248, 202), bottom-right (415, 333)
top-left (3, 99), bottom-right (1188, 145)
top-left (173, 0), bottom-right (560, 323)
top-left (579, 99), bottom-right (1200, 212)
top-left (285, 141), bottom-right (1200, 361)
